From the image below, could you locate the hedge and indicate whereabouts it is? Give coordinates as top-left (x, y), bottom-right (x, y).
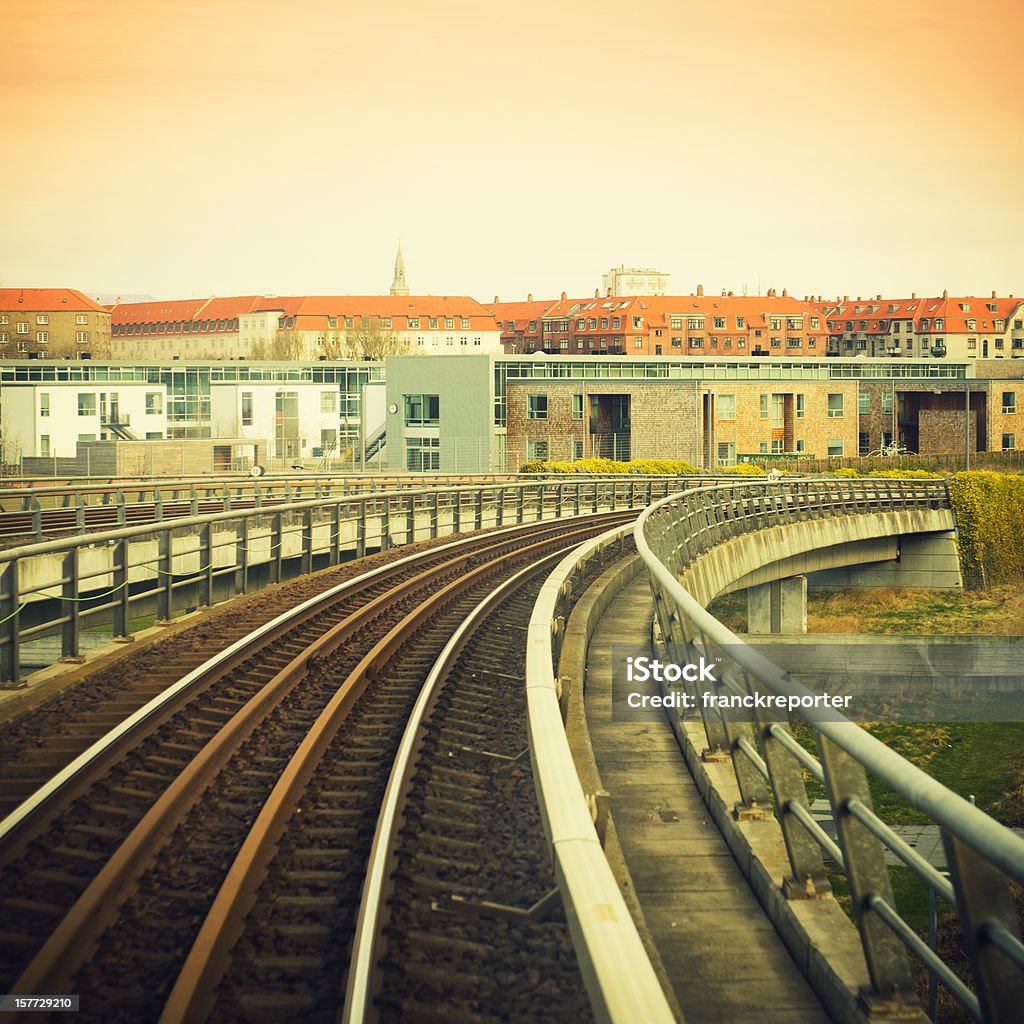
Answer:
top-left (518, 457), bottom-right (696, 476)
top-left (948, 472), bottom-right (1024, 587)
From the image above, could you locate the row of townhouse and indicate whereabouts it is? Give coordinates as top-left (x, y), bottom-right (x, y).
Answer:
top-left (489, 288), bottom-right (833, 357)
top-left (810, 292), bottom-right (1024, 360)
top-left (108, 295), bottom-right (502, 360)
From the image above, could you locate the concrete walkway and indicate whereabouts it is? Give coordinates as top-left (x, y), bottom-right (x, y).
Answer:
top-left (585, 576), bottom-right (831, 1023)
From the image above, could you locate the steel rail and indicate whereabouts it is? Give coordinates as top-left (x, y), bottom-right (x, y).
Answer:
top-left (9, 513), bottom-right (639, 1006)
top-left (0, 510), bottom-right (622, 853)
top-left (338, 555), bottom-right (559, 1024)
top-left (153, 520), bottom-right (633, 1023)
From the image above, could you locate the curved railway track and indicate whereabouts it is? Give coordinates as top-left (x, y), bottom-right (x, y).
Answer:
top-left (0, 512), bottom-right (634, 1022)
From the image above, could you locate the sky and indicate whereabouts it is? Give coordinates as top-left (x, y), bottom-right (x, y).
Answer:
top-left (3, 0), bottom-right (1023, 303)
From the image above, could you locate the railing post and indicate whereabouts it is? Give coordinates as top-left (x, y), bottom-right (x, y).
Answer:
top-left (430, 492), bottom-right (439, 538)
top-left (336, 502), bottom-right (347, 563)
top-left (113, 538), bottom-right (130, 639)
top-left (153, 487), bottom-right (164, 523)
top-left (301, 508), bottom-right (314, 576)
top-left (115, 491), bottom-right (127, 529)
top-left (0, 561), bottom-right (21, 685)
top-left (157, 529), bottom-right (173, 621)
top-left (380, 498), bottom-right (391, 551)
top-left (198, 523), bottom-right (213, 607)
top-left (497, 487), bottom-right (505, 527)
top-left (190, 485), bottom-right (199, 518)
top-left (30, 497), bottom-right (42, 541)
top-left (60, 548), bottom-right (81, 660)
top-left (516, 485), bottom-right (525, 524)
top-left (235, 516), bottom-right (250, 596)
top-left (817, 732), bottom-right (920, 1014)
top-left (406, 494), bottom-right (416, 542)
top-left (75, 491), bottom-right (86, 534)
top-left (453, 491), bottom-right (462, 535)
top-left (943, 830), bottom-right (1024, 1023)
top-left (271, 512), bottom-right (283, 583)
top-left (475, 489), bottom-right (483, 531)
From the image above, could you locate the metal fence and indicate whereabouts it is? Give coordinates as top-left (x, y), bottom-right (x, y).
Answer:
top-left (635, 480), bottom-right (1024, 1022)
top-left (0, 477), bottom-right (687, 685)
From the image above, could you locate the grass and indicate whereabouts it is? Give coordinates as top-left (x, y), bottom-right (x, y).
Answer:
top-left (709, 584), bottom-right (1024, 636)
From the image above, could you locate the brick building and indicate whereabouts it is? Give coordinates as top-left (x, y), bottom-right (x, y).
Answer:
top-left (489, 289), bottom-right (831, 358)
top-left (0, 288), bottom-right (111, 359)
top-left (811, 292), bottom-right (1024, 361)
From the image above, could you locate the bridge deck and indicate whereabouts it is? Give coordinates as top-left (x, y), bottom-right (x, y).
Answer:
top-left (585, 576), bottom-right (831, 1023)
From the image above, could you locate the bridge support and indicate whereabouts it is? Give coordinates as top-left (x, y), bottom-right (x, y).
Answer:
top-left (747, 575), bottom-right (807, 634)
top-left (809, 530), bottom-right (962, 590)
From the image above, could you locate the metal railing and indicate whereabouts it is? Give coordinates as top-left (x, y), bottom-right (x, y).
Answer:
top-left (635, 479), bottom-right (1024, 1022)
top-left (0, 477), bottom-right (687, 685)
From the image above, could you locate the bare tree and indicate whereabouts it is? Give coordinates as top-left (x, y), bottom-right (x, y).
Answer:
top-left (326, 317), bottom-right (410, 360)
top-left (251, 329), bottom-right (311, 360)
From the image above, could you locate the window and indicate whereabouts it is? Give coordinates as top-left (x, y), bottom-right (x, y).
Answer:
top-left (827, 394), bottom-right (844, 418)
top-left (713, 317), bottom-right (726, 329)
top-left (759, 441), bottom-right (769, 454)
top-left (736, 316), bottom-right (746, 329)
top-left (40, 435), bottom-right (50, 458)
top-left (859, 392), bottom-right (870, 415)
top-left (859, 432), bottom-right (871, 456)
top-left (796, 394), bottom-right (805, 419)
top-left (795, 440), bottom-right (805, 453)
top-left (460, 318), bottom-right (470, 330)
top-left (429, 318), bottom-right (438, 329)
top-left (526, 438), bottom-right (549, 461)
top-left (241, 392), bottom-right (254, 426)
top-left (718, 394), bottom-right (736, 420)
top-left (771, 440), bottom-right (784, 455)
top-left (408, 317), bottom-right (420, 329)
top-left (406, 437), bottom-right (440, 471)
top-left (1003, 392), bottom-right (1016, 414)
top-left (321, 390), bottom-right (337, 414)
top-left (759, 394), bottom-right (769, 419)
top-left (689, 336), bottom-right (703, 348)
top-left (36, 331), bottom-right (48, 344)
top-left (320, 428), bottom-right (337, 450)
top-left (76, 314), bottom-right (88, 325)
top-left (145, 392), bottom-right (163, 415)
top-left (77, 433), bottom-right (97, 443)
top-left (827, 439), bottom-right (845, 457)
top-left (572, 440), bottom-right (584, 460)
top-left (572, 393), bottom-right (584, 419)
top-left (882, 391), bottom-right (894, 415)
top-left (36, 314), bottom-right (48, 325)
top-left (717, 442), bottom-right (736, 466)
top-left (0, 315), bottom-right (6, 324)
top-left (1003, 433), bottom-right (1016, 451)
top-left (444, 317), bottom-right (455, 329)
top-left (40, 393), bottom-right (50, 417)
top-left (611, 317), bottom-right (621, 330)
top-left (404, 393), bottom-right (440, 426)
top-left (77, 393), bottom-right (97, 416)
top-left (687, 317), bottom-right (704, 330)
top-left (16, 322), bottom-right (28, 335)
top-left (76, 331), bottom-right (89, 344)
top-left (527, 394), bottom-right (548, 420)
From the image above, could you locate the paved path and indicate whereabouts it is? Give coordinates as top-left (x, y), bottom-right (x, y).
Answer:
top-left (585, 576), bottom-right (831, 1023)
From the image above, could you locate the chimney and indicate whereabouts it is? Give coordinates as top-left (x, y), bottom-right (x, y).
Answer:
top-left (494, 295), bottom-right (500, 304)
top-left (992, 290), bottom-right (997, 299)
top-left (843, 295), bottom-right (849, 302)
top-left (722, 288), bottom-right (727, 296)
top-left (727, 290), bottom-right (734, 297)
top-left (911, 292), bottom-right (916, 299)
top-left (561, 291), bottom-right (567, 301)
top-left (606, 288), bottom-right (613, 297)
top-left (594, 289), bottom-right (600, 298)
top-left (782, 288), bottom-right (788, 297)
top-left (527, 293), bottom-right (533, 302)
top-left (943, 289), bottom-right (948, 299)
top-left (876, 294), bottom-right (882, 301)
top-left (696, 284), bottom-right (704, 297)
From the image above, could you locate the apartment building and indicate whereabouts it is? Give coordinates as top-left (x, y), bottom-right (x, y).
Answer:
top-left (0, 288), bottom-right (111, 359)
top-left (812, 292), bottom-right (1024, 361)
top-left (111, 295), bottom-right (502, 360)
top-left (490, 289), bottom-right (831, 357)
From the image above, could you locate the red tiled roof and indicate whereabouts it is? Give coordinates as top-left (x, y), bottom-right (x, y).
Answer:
top-left (263, 295), bottom-right (498, 330)
top-left (111, 296), bottom-right (262, 325)
top-left (811, 295), bottom-right (1023, 335)
top-left (0, 288), bottom-right (109, 314)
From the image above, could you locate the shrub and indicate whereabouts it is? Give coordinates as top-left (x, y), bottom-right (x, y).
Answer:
top-left (715, 463), bottom-right (765, 475)
top-left (518, 457), bottom-right (696, 476)
top-left (948, 472), bottom-right (1024, 587)
top-left (828, 467), bottom-right (860, 478)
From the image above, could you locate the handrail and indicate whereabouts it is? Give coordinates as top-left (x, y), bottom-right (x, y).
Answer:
top-left (526, 527), bottom-right (675, 1024)
top-left (634, 479), bottom-right (1024, 1022)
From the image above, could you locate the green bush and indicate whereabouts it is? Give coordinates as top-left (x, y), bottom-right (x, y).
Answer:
top-left (948, 472), bottom-right (1024, 586)
top-left (518, 457), bottom-right (696, 476)
top-left (715, 463), bottom-right (765, 475)
top-left (867, 469), bottom-right (942, 479)
top-left (828, 467), bottom-right (860, 478)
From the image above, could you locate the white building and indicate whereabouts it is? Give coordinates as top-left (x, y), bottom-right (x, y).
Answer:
top-left (601, 266), bottom-right (671, 296)
top-left (210, 382), bottom-right (342, 464)
top-left (1, 382), bottom-right (168, 459)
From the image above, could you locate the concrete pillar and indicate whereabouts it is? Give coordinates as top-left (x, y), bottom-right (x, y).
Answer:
top-left (748, 575), bottom-right (807, 634)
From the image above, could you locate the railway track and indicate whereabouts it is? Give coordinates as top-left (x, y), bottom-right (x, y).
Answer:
top-left (0, 512), bottom-right (634, 1022)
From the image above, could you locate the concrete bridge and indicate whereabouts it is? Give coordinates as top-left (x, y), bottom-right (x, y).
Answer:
top-left (529, 479), bottom-right (1024, 1024)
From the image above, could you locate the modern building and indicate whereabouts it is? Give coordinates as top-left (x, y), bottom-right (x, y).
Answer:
top-left (381, 354), bottom-right (1011, 472)
top-left (0, 288), bottom-right (111, 360)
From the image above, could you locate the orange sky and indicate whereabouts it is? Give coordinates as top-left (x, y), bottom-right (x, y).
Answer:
top-left (2, 0), bottom-right (1022, 301)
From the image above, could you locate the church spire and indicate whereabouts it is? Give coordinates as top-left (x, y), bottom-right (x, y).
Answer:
top-left (390, 242), bottom-right (409, 296)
